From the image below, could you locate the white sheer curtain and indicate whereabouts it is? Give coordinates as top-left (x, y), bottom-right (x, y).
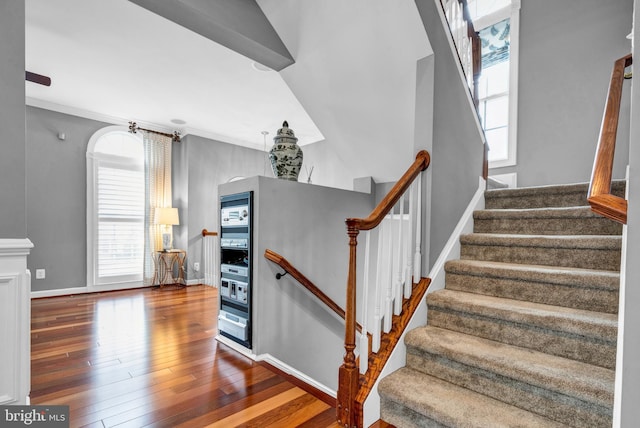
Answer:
top-left (143, 131), bottom-right (173, 285)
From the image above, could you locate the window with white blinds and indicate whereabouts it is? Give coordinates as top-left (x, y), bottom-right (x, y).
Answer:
top-left (97, 163), bottom-right (144, 279)
top-left (87, 127), bottom-right (145, 288)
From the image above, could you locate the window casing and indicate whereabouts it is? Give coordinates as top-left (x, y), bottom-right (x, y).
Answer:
top-left (87, 127), bottom-right (144, 288)
top-left (469, 0), bottom-right (520, 168)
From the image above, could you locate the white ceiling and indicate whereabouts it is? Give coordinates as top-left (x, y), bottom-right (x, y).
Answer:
top-left (25, 0), bottom-right (432, 182)
top-left (25, 0), bottom-right (323, 149)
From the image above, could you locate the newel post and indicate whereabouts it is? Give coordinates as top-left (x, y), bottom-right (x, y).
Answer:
top-left (337, 219), bottom-right (361, 428)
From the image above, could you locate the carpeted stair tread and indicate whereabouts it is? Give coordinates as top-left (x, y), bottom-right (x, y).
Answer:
top-left (476, 206), bottom-right (610, 220)
top-left (460, 233), bottom-right (622, 271)
top-left (427, 289), bottom-right (617, 341)
top-left (484, 180), bottom-right (625, 209)
top-left (427, 289), bottom-right (617, 368)
top-left (378, 182), bottom-right (623, 427)
top-left (379, 367), bottom-right (567, 428)
top-left (444, 259), bottom-right (619, 313)
top-left (461, 233), bottom-right (622, 250)
top-left (405, 326), bottom-right (614, 407)
top-left (473, 206), bottom-right (623, 235)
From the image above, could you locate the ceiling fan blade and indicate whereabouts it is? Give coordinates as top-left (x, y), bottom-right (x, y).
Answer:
top-left (26, 71), bottom-right (51, 86)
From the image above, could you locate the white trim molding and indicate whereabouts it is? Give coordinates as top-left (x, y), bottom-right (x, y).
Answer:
top-left (0, 239), bottom-right (33, 405)
top-left (214, 334), bottom-right (336, 400)
top-left (484, 0), bottom-right (521, 169)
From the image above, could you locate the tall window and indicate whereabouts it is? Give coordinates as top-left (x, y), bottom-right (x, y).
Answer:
top-left (468, 0), bottom-right (520, 168)
top-left (87, 127), bottom-right (144, 287)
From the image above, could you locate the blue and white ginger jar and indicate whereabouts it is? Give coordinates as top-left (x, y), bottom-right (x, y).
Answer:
top-left (269, 121), bottom-right (303, 181)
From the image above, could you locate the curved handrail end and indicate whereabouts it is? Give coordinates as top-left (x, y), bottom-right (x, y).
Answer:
top-left (415, 150), bottom-right (431, 171)
top-left (202, 228), bottom-right (218, 237)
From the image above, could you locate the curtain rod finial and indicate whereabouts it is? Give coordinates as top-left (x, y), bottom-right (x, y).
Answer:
top-left (129, 121), bottom-right (138, 134)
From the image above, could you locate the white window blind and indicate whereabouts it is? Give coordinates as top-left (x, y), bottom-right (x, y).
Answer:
top-left (97, 163), bottom-right (144, 279)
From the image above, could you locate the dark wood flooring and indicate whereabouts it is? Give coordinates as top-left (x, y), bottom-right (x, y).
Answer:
top-left (30, 285), bottom-right (340, 427)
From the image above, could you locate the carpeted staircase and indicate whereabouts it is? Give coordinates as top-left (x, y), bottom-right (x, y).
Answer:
top-left (378, 181), bottom-right (624, 427)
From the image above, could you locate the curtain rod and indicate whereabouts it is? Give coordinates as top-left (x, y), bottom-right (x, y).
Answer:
top-left (128, 121), bottom-right (181, 142)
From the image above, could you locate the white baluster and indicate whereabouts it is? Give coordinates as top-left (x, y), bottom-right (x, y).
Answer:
top-left (414, 173), bottom-right (422, 281)
top-left (467, 41), bottom-right (474, 91)
top-left (360, 231), bottom-right (371, 374)
top-left (454, 1), bottom-right (461, 49)
top-left (384, 217), bottom-right (393, 333)
top-left (373, 227), bottom-right (383, 352)
top-left (394, 196), bottom-right (405, 315)
top-left (444, 0), bottom-right (453, 23)
top-left (204, 235), bottom-right (210, 285)
top-left (404, 182), bottom-right (415, 298)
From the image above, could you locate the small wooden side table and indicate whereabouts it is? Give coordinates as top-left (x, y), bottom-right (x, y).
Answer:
top-left (153, 250), bottom-right (186, 287)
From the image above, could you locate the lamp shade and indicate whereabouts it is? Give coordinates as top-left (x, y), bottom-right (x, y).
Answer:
top-left (154, 207), bottom-right (179, 225)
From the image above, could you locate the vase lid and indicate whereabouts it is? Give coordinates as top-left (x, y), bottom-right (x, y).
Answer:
top-left (274, 120), bottom-right (298, 144)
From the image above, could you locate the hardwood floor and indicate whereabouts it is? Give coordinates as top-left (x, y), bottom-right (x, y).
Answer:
top-left (30, 285), bottom-right (340, 427)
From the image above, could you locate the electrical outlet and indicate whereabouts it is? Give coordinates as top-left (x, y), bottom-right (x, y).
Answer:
top-left (36, 269), bottom-right (46, 279)
top-left (194, 262), bottom-right (200, 272)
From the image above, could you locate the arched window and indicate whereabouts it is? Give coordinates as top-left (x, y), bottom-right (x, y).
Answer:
top-left (87, 126), bottom-right (144, 288)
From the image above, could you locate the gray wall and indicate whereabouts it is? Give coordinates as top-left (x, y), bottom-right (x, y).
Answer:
top-left (25, 107), bottom-right (270, 291)
top-left (0, 1), bottom-right (26, 238)
top-left (491, 0), bottom-right (633, 186)
top-left (219, 176), bottom-right (374, 391)
top-left (26, 107), bottom-right (110, 292)
top-left (173, 134), bottom-right (268, 281)
top-left (619, 0), bottom-right (640, 423)
top-left (414, 0), bottom-right (485, 269)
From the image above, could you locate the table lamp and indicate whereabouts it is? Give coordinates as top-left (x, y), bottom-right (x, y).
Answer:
top-left (154, 207), bottom-right (179, 251)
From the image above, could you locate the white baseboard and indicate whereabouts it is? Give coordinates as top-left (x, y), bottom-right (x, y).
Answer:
top-left (427, 176), bottom-right (486, 291)
top-left (31, 286), bottom-right (90, 299)
top-left (30, 280), bottom-right (213, 299)
top-left (256, 353), bottom-right (337, 399)
top-left (30, 280), bottom-right (151, 298)
top-left (214, 335), bottom-right (336, 399)
top-left (215, 334), bottom-right (257, 360)
top-left (186, 279), bottom-right (215, 286)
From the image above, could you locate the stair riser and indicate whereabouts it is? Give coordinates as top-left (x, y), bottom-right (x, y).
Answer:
top-left (445, 272), bottom-right (619, 314)
top-left (473, 217), bottom-right (622, 235)
top-left (485, 192), bottom-right (590, 209)
top-left (460, 244), bottom-right (621, 271)
top-left (427, 308), bottom-right (616, 369)
top-left (406, 351), bottom-right (612, 428)
top-left (484, 182), bottom-right (625, 210)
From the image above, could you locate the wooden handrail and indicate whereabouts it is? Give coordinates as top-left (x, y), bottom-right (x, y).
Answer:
top-left (264, 249), bottom-right (345, 320)
top-left (588, 54), bottom-right (631, 224)
top-left (201, 229), bottom-right (218, 237)
top-left (338, 150), bottom-right (431, 428)
top-left (348, 150), bottom-right (431, 231)
top-left (263, 249), bottom-right (368, 336)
